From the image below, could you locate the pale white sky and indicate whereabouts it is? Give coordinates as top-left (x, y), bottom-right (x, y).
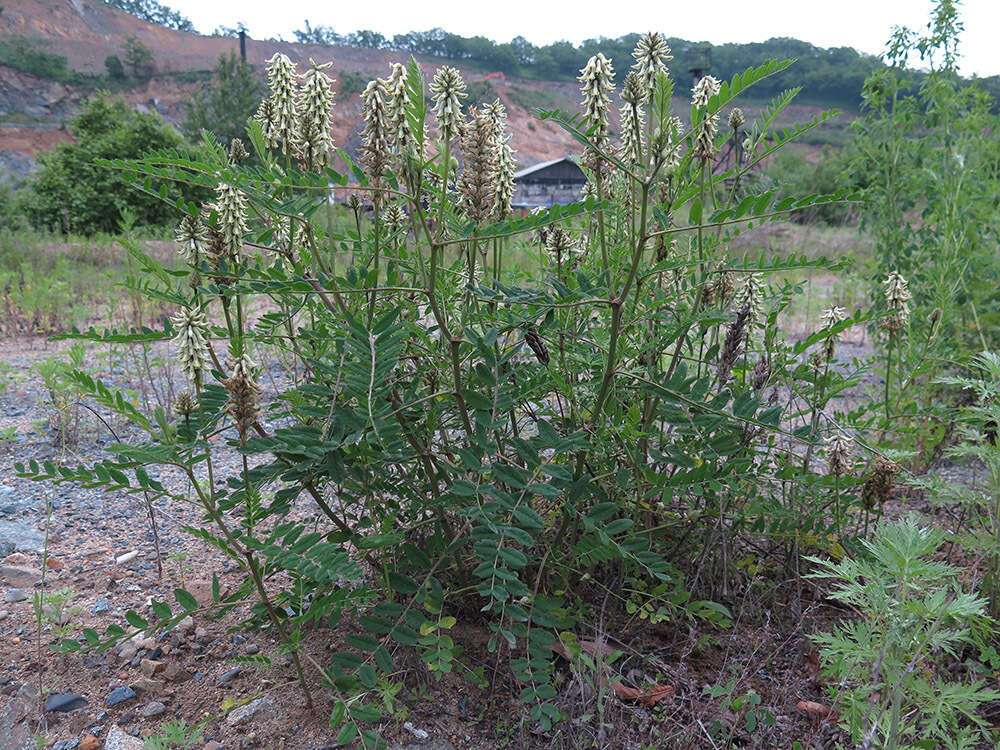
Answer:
top-left (167, 0), bottom-right (1000, 77)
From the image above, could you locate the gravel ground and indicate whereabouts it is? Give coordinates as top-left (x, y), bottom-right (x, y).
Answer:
top-left (0, 309), bottom-right (989, 749)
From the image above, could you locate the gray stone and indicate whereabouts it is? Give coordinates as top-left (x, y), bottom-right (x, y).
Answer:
top-left (217, 668), bottom-right (241, 684)
top-left (140, 701), bottom-right (165, 718)
top-left (225, 697), bottom-right (276, 727)
top-left (51, 741), bottom-right (79, 750)
top-left (103, 724), bottom-right (144, 750)
top-left (388, 743), bottom-right (455, 750)
top-left (4, 589), bottom-right (26, 603)
top-left (91, 597), bottom-right (109, 614)
top-left (0, 683), bottom-right (38, 750)
top-left (0, 520), bottom-right (44, 553)
top-left (44, 693), bottom-right (88, 713)
top-left (105, 686), bottom-right (137, 707)
top-left (0, 609), bottom-right (8, 621)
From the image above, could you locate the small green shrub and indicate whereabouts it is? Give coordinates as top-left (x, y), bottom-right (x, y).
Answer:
top-left (0, 36), bottom-right (71, 81)
top-left (337, 70), bottom-right (366, 98)
top-left (19, 94), bottom-right (205, 235)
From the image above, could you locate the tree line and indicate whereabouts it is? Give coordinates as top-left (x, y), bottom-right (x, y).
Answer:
top-left (293, 24), bottom-right (1000, 111)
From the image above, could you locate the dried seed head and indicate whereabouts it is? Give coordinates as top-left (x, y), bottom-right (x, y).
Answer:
top-left (692, 75), bottom-right (721, 108)
top-left (264, 53), bottom-right (298, 153)
top-left (171, 306), bottom-right (211, 386)
top-left (717, 303), bottom-right (750, 389)
top-left (483, 99), bottom-right (516, 220)
top-left (348, 194), bottom-right (362, 213)
top-left (631, 32), bottom-right (671, 99)
top-left (711, 268), bottom-right (735, 308)
top-left (523, 326), bottom-right (550, 366)
top-left (825, 432), bottom-right (853, 477)
top-left (175, 214), bottom-right (207, 261)
top-left (215, 182), bottom-right (248, 257)
top-left (430, 66), bottom-right (467, 143)
top-left (861, 456), bottom-right (900, 508)
top-left (579, 53), bottom-right (615, 144)
top-left (229, 137), bottom-right (248, 164)
top-left (222, 352), bottom-right (262, 444)
top-left (750, 356), bottom-right (771, 391)
top-left (174, 390), bottom-right (197, 418)
top-left (361, 78), bottom-right (391, 191)
top-left (296, 60), bottom-right (335, 169)
top-left (457, 109), bottom-right (497, 224)
top-left (880, 271), bottom-right (912, 332)
top-left (728, 108), bottom-right (745, 131)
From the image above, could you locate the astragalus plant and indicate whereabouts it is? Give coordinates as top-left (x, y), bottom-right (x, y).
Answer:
top-left (19, 37), bottom-right (862, 746)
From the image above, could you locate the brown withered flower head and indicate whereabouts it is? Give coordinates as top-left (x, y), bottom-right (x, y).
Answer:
top-left (222, 353), bottom-right (262, 444)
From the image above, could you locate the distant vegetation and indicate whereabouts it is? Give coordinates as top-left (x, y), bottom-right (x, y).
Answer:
top-left (293, 23), bottom-right (1000, 112)
top-left (100, 0), bottom-right (194, 32)
top-left (0, 35), bottom-right (75, 83)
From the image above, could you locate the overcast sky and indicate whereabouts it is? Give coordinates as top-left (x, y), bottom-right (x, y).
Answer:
top-left (166, 0), bottom-right (1000, 77)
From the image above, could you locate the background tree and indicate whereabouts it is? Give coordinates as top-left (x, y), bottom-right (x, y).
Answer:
top-left (122, 35), bottom-right (154, 79)
top-left (104, 54), bottom-right (125, 80)
top-left (183, 51), bottom-right (266, 146)
top-left (101, 0), bottom-right (195, 32)
top-left (20, 94), bottom-right (198, 234)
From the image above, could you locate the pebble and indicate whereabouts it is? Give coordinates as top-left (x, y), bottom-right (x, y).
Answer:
top-left (4, 588), bottom-right (26, 603)
top-left (217, 668), bottom-right (241, 684)
top-left (225, 696), bottom-right (276, 727)
top-left (0, 609), bottom-right (8, 621)
top-left (104, 723), bottom-right (145, 750)
top-left (116, 551), bottom-right (139, 565)
top-left (245, 643), bottom-right (259, 655)
top-left (80, 736), bottom-right (100, 750)
top-left (176, 615), bottom-right (194, 633)
top-left (45, 693), bottom-right (88, 713)
top-left (194, 626), bottom-right (208, 641)
top-left (140, 701), bottom-right (166, 718)
top-left (106, 686), bottom-right (137, 707)
top-left (91, 597), bottom-right (110, 614)
top-left (139, 659), bottom-right (164, 677)
top-left (52, 740), bottom-right (79, 750)
top-left (131, 677), bottom-right (165, 695)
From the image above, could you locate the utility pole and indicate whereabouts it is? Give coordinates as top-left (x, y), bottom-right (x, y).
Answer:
top-left (239, 29), bottom-right (246, 62)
